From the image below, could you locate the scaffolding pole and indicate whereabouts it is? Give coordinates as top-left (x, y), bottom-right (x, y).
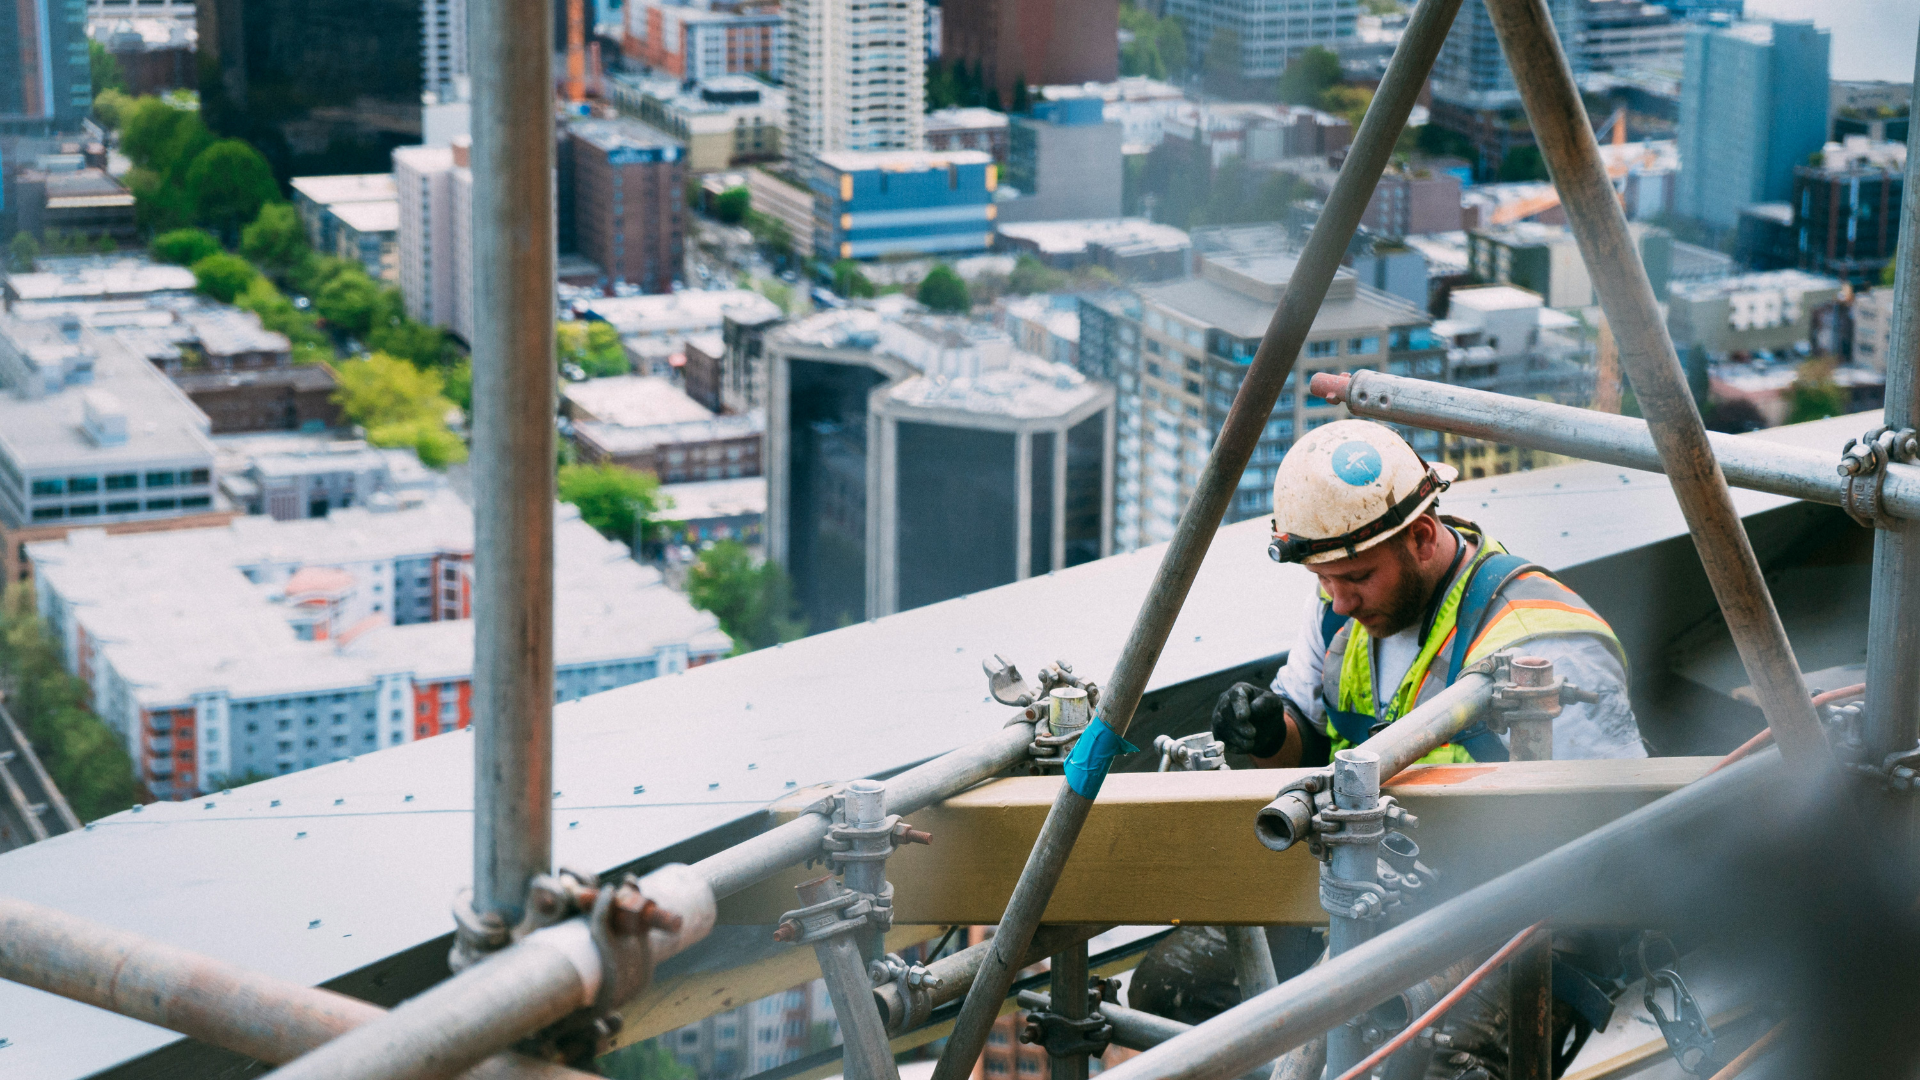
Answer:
top-left (0, 897), bottom-right (593, 1080)
top-left (1862, 51), bottom-right (1920, 763)
top-left (468, 0), bottom-right (559, 929)
top-left (1078, 751), bottom-right (1791, 1080)
top-left (1481, 0), bottom-right (1826, 768)
top-left (929, 0), bottom-right (1465, 1073)
top-left (1309, 370), bottom-right (1920, 520)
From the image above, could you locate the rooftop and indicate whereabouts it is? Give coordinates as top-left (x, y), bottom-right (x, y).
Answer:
top-left (329, 199), bottom-right (401, 235)
top-left (658, 476), bottom-right (767, 521)
top-left (567, 117), bottom-right (684, 155)
top-left (925, 107), bottom-right (1011, 132)
top-left (883, 352), bottom-right (1105, 421)
top-left (4, 258), bottom-right (196, 303)
top-left (288, 174), bottom-right (398, 208)
top-left (995, 218), bottom-right (1191, 256)
top-left (25, 494), bottom-right (729, 705)
top-left (172, 365), bottom-right (338, 396)
top-left (574, 412), bottom-right (764, 455)
top-left (1448, 285), bottom-right (1546, 313)
top-left (579, 290), bottom-right (783, 338)
top-left (1038, 77), bottom-right (1185, 103)
top-left (1668, 270), bottom-right (1845, 303)
top-left (1139, 258), bottom-right (1428, 339)
top-left (814, 149), bottom-right (994, 173)
top-left (563, 375), bottom-right (716, 427)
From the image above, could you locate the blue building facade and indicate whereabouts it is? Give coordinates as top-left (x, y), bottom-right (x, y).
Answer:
top-left (1676, 20), bottom-right (1829, 230)
top-left (808, 150), bottom-right (997, 261)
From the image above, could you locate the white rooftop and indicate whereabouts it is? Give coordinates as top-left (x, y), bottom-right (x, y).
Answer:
top-left (1669, 270), bottom-right (1844, 303)
top-left (5, 258), bottom-right (196, 303)
top-left (563, 375), bottom-right (716, 427)
top-left (289, 173), bottom-right (398, 207)
top-left (26, 494), bottom-right (729, 706)
top-left (330, 199), bottom-right (401, 235)
top-left (659, 476), bottom-right (767, 521)
top-left (995, 218), bottom-right (1191, 256)
top-left (814, 149), bottom-right (994, 172)
top-left (1039, 77), bottom-right (1185, 103)
top-left (579, 290), bottom-right (783, 338)
top-left (1448, 285), bottom-right (1546, 312)
top-left (925, 107), bottom-right (1010, 132)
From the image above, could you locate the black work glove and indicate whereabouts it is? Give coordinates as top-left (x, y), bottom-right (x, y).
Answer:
top-left (1211, 681), bottom-right (1291, 758)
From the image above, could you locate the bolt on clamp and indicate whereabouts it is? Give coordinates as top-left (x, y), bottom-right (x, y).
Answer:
top-left (1838, 426), bottom-right (1918, 528)
top-left (1016, 1001), bottom-right (1115, 1059)
top-left (1154, 731), bottom-right (1229, 772)
top-left (870, 953), bottom-right (944, 1031)
top-left (773, 879), bottom-right (894, 945)
top-left (987, 655), bottom-right (1102, 772)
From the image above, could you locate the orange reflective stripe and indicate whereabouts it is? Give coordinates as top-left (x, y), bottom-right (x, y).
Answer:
top-left (1468, 600), bottom-right (1614, 655)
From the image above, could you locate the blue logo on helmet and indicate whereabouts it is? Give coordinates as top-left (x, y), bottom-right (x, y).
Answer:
top-left (1330, 441), bottom-right (1383, 486)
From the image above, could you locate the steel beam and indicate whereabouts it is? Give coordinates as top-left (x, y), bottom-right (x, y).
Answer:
top-left (469, 0), bottom-right (559, 927)
top-left (930, 0), bottom-right (1467, 1071)
top-left (0, 896), bottom-right (592, 1080)
top-left (1313, 370), bottom-right (1920, 519)
top-left (1481, 0), bottom-right (1825, 767)
top-left (1863, 51), bottom-right (1920, 763)
top-left (717, 759), bottom-right (1716, 926)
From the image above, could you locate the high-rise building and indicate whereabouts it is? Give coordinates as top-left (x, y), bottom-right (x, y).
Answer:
top-left (568, 118), bottom-right (688, 296)
top-left (766, 309), bottom-right (1113, 628)
top-left (941, 0), bottom-right (1116, 104)
top-left (196, 0), bottom-right (424, 177)
top-left (422, 0), bottom-right (468, 104)
top-left (393, 144), bottom-right (461, 332)
top-left (785, 0), bottom-right (926, 157)
top-left (1578, 0), bottom-right (1687, 74)
top-left (1076, 232), bottom-right (1438, 551)
top-left (1675, 20), bottom-right (1830, 230)
top-left (1160, 0), bottom-right (1352, 83)
top-left (998, 98), bottom-right (1124, 224)
top-left (625, 1), bottom-right (785, 82)
top-left (1792, 138), bottom-right (1907, 285)
top-left (1427, 0), bottom-right (1583, 173)
top-left (0, 0), bottom-right (89, 134)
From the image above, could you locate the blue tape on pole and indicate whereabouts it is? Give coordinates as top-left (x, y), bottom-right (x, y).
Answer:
top-left (1063, 718), bottom-right (1139, 801)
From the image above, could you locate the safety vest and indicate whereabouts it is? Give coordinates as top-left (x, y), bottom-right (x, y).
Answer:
top-left (1317, 522), bottom-right (1625, 763)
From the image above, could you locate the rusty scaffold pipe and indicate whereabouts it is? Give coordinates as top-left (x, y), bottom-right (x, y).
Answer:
top-left (929, 0), bottom-right (1468, 1073)
top-left (1478, 0), bottom-right (1826, 767)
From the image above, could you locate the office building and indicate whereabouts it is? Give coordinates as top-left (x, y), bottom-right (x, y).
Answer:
top-left (625, 1), bottom-right (784, 81)
top-left (1160, 0), bottom-right (1353, 82)
top-left (994, 219), bottom-right (1192, 282)
top-left (940, 0), bottom-right (1116, 103)
top-left (1467, 221), bottom-right (1673, 308)
top-left (423, 0), bottom-right (468, 104)
top-left (1578, 0), bottom-right (1687, 74)
top-left (196, 0), bottom-right (424, 177)
top-left (1429, 285), bottom-right (1594, 477)
top-left (0, 313), bottom-right (230, 582)
top-left (88, 14), bottom-right (196, 95)
top-left (808, 150), bottom-right (997, 260)
top-left (1077, 234), bottom-right (1439, 550)
top-left (9, 168), bottom-right (138, 244)
top-left (28, 493), bottom-right (731, 798)
top-left (393, 144), bottom-right (466, 331)
top-left (1792, 138), bottom-right (1907, 285)
top-left (997, 294), bottom-right (1080, 371)
top-left (1832, 80), bottom-right (1913, 144)
top-left (998, 98), bottom-right (1124, 224)
top-left (766, 309), bottom-right (1112, 626)
top-left (1852, 287), bottom-right (1897, 374)
top-left (1666, 270), bottom-right (1843, 357)
top-left (1734, 202), bottom-right (1796, 271)
top-left (606, 74), bottom-right (785, 172)
top-left (785, 0), bottom-right (925, 156)
top-left (1041, 77), bottom-right (1187, 153)
top-left (568, 118), bottom-right (687, 297)
top-left (1675, 20), bottom-right (1830, 230)
top-left (0, 0), bottom-right (89, 134)
top-left (1427, 0), bottom-right (1582, 171)
top-left (214, 436), bottom-right (444, 519)
top-left (743, 167), bottom-right (817, 259)
top-left (1361, 166), bottom-right (1468, 239)
top-left (925, 107), bottom-right (1011, 162)
top-left (291, 174), bottom-right (402, 281)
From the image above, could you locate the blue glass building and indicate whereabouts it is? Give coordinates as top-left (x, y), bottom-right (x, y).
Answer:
top-left (808, 150), bottom-right (998, 261)
top-left (1676, 20), bottom-right (1830, 231)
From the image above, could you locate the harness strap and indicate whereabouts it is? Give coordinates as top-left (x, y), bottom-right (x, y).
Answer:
top-left (1444, 552), bottom-right (1543, 763)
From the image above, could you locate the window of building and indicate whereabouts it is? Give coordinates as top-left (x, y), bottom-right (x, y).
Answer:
top-left (187, 468), bottom-right (210, 485)
top-left (68, 504), bottom-right (99, 517)
top-left (106, 500), bottom-right (139, 513)
top-left (31, 507), bottom-right (63, 521)
top-left (181, 496), bottom-right (211, 509)
top-left (1349, 336), bottom-right (1379, 355)
top-left (106, 473), bottom-right (138, 490)
top-left (145, 471), bottom-right (176, 488)
top-left (1306, 340), bottom-right (1337, 358)
top-left (145, 498), bottom-right (177, 511)
top-left (66, 476), bottom-right (99, 493)
top-left (30, 479), bottom-right (63, 497)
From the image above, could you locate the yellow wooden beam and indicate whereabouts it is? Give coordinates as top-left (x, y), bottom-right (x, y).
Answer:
top-left (717, 758), bottom-right (1715, 926)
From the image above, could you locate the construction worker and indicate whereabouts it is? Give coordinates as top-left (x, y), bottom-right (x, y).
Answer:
top-left (1212, 419), bottom-right (1645, 767)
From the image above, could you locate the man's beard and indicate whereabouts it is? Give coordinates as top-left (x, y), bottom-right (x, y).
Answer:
top-left (1360, 540), bottom-right (1431, 638)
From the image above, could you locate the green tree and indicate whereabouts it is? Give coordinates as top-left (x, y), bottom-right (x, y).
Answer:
top-left (1787, 358), bottom-right (1848, 424)
top-left (9, 233), bottom-right (38, 273)
top-left (332, 353), bottom-right (467, 467)
top-left (832, 258), bottom-right (876, 299)
top-left (152, 227), bottom-right (222, 266)
top-left (441, 358), bottom-right (473, 412)
top-left (89, 39), bottom-right (126, 95)
top-left (714, 186), bottom-right (750, 224)
top-left (1320, 84), bottom-right (1373, 128)
top-left (314, 269), bottom-right (384, 336)
top-left (233, 276), bottom-right (328, 348)
top-left (557, 320), bottom-right (631, 377)
top-left (0, 584), bottom-right (143, 822)
top-left (686, 540), bottom-right (806, 653)
top-left (557, 463), bottom-right (672, 548)
top-left (1276, 46), bottom-right (1343, 106)
top-left (186, 140), bottom-right (280, 240)
top-left (598, 1038), bottom-right (699, 1080)
top-left (1007, 254), bottom-right (1067, 295)
top-left (1496, 145), bottom-right (1549, 182)
top-left (1881, 256), bottom-right (1898, 288)
top-left (93, 87), bottom-right (132, 130)
top-left (119, 95), bottom-right (206, 172)
top-left (190, 252), bottom-right (260, 303)
top-left (370, 318), bottom-right (451, 369)
top-left (241, 202), bottom-right (311, 280)
top-left (917, 264), bottom-right (971, 312)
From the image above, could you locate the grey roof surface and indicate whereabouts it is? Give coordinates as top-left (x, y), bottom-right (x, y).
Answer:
top-left (1137, 273), bottom-right (1425, 339)
top-left (0, 411), bottom-right (1876, 1078)
top-left (0, 321), bottom-right (214, 478)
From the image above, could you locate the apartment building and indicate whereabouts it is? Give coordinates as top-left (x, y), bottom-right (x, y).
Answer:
top-left (28, 494), bottom-right (731, 798)
top-left (784, 0), bottom-right (925, 156)
top-left (625, 0), bottom-right (784, 81)
top-left (568, 119), bottom-right (688, 296)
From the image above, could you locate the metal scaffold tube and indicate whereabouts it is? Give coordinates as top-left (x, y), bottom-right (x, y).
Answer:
top-left (469, 0), bottom-right (559, 927)
top-left (0, 897), bottom-right (593, 1080)
top-left (1480, 0), bottom-right (1826, 767)
top-left (1084, 751), bottom-right (1792, 1080)
top-left (1309, 370), bottom-right (1920, 519)
top-left (929, 0), bottom-right (1466, 1073)
top-left (1862, 50), bottom-right (1920, 763)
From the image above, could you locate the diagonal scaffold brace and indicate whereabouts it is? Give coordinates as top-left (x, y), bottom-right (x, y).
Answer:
top-left (929, 0), bottom-right (1470, 1074)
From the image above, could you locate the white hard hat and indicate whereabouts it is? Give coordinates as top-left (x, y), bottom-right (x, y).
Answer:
top-left (1269, 419), bottom-right (1457, 565)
